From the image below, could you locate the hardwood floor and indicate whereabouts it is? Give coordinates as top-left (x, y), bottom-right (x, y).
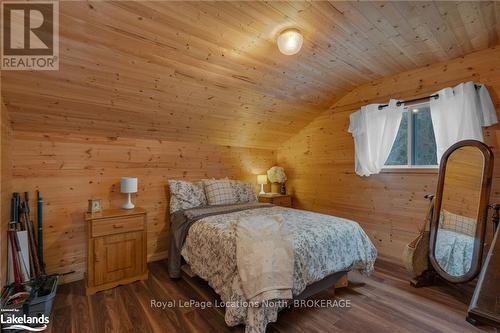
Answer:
top-left (46, 260), bottom-right (496, 333)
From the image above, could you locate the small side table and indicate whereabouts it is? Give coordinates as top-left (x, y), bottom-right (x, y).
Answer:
top-left (258, 194), bottom-right (292, 208)
top-left (85, 207), bottom-right (148, 295)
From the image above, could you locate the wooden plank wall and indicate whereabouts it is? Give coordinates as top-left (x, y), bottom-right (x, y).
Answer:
top-left (11, 131), bottom-right (275, 283)
top-left (278, 46), bottom-right (500, 265)
top-left (1, 101), bottom-right (12, 287)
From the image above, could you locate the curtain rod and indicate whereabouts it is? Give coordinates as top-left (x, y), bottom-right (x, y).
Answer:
top-left (377, 84), bottom-right (481, 110)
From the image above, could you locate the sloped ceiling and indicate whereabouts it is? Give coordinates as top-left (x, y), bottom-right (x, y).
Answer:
top-left (2, 1), bottom-right (500, 148)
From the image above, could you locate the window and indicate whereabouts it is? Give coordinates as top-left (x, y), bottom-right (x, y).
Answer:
top-left (385, 103), bottom-right (438, 168)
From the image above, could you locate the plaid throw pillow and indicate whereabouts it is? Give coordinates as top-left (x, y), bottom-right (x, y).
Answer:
top-left (440, 209), bottom-right (477, 236)
top-left (203, 179), bottom-right (237, 205)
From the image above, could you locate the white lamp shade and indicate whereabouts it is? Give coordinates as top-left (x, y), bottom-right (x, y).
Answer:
top-left (257, 175), bottom-right (268, 185)
top-left (121, 177), bottom-right (138, 193)
top-left (277, 29), bottom-right (303, 55)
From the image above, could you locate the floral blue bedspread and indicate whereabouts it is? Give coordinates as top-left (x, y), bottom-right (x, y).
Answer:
top-left (435, 229), bottom-right (474, 277)
top-left (181, 206), bottom-right (377, 333)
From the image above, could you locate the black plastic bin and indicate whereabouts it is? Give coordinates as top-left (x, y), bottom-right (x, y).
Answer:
top-left (1, 275), bottom-right (59, 332)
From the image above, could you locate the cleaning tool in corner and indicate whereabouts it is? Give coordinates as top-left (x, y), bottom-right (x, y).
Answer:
top-left (22, 195), bottom-right (41, 277)
top-left (37, 191), bottom-right (46, 274)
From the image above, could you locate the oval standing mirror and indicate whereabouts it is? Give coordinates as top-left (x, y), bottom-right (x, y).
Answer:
top-left (429, 140), bottom-right (494, 283)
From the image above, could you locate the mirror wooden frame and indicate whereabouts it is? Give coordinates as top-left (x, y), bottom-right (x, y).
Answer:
top-left (429, 140), bottom-right (494, 283)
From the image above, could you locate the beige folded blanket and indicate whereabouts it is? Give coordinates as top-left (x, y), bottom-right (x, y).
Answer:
top-left (235, 214), bottom-right (294, 303)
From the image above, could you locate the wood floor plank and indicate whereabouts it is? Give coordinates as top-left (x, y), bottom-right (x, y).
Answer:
top-left (45, 260), bottom-right (497, 333)
top-left (130, 279), bottom-right (181, 332)
top-left (71, 282), bottom-right (93, 333)
top-left (49, 305), bottom-right (72, 333)
top-left (46, 283), bottom-right (73, 333)
top-left (117, 284), bottom-right (154, 333)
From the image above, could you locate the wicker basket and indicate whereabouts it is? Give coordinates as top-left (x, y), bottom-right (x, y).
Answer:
top-left (402, 197), bottom-right (434, 278)
top-left (403, 230), bottom-right (430, 278)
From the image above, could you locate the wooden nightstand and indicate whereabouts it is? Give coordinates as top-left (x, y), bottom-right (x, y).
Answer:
top-left (258, 194), bottom-right (292, 208)
top-left (85, 207), bottom-right (148, 295)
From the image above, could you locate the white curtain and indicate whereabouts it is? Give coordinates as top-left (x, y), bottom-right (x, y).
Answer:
top-left (430, 81), bottom-right (498, 161)
top-left (348, 100), bottom-right (405, 176)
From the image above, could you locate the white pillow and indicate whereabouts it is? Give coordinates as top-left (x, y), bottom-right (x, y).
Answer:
top-left (203, 179), bottom-right (237, 205)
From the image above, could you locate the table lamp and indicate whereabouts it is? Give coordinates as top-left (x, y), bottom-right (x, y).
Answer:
top-left (121, 177), bottom-right (138, 209)
top-left (257, 175), bottom-right (267, 195)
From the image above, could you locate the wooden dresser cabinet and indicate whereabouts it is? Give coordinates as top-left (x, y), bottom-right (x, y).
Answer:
top-left (85, 208), bottom-right (148, 295)
top-left (258, 194), bottom-right (292, 208)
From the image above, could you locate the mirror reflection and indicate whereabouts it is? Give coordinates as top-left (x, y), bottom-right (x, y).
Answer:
top-left (435, 146), bottom-right (484, 277)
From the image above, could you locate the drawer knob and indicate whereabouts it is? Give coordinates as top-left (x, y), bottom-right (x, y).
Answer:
top-left (113, 224), bottom-right (124, 229)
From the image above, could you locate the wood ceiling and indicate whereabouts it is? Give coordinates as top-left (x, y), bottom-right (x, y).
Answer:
top-left (2, 1), bottom-right (500, 149)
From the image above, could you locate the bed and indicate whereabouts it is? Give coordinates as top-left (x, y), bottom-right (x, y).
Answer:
top-left (168, 202), bottom-right (377, 333)
top-left (435, 229), bottom-right (474, 277)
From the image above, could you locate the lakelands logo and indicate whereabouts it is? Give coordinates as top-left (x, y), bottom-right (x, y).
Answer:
top-left (1, 1), bottom-right (59, 70)
top-left (1, 309), bottom-right (49, 331)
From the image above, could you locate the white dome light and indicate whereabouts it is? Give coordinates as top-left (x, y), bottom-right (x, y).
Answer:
top-left (277, 29), bottom-right (303, 55)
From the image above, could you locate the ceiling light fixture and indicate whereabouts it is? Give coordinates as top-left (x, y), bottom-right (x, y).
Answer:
top-left (277, 28), bottom-right (303, 55)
